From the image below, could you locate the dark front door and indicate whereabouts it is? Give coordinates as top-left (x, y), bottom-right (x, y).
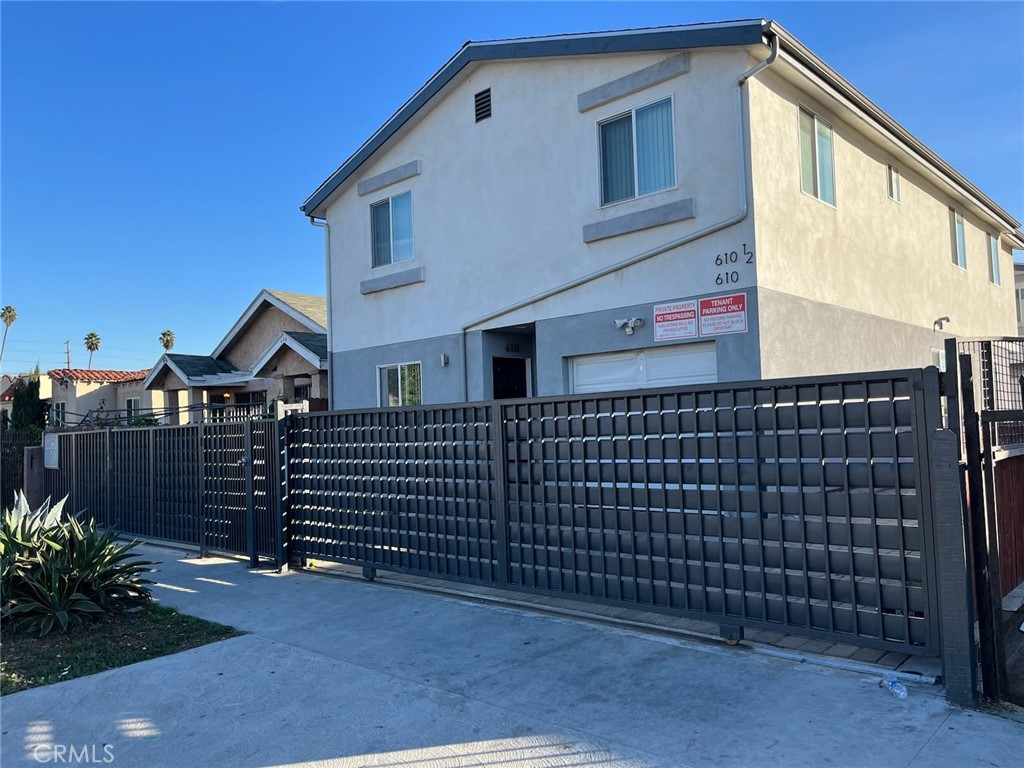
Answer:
top-left (492, 357), bottom-right (528, 399)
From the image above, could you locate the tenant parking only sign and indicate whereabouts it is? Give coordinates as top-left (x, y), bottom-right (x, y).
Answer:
top-left (653, 300), bottom-right (698, 341)
top-left (699, 293), bottom-right (747, 336)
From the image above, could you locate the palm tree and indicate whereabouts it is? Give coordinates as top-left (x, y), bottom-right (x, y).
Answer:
top-left (0, 305), bottom-right (16, 370)
top-left (159, 329), bottom-right (175, 353)
top-left (84, 332), bottom-right (101, 369)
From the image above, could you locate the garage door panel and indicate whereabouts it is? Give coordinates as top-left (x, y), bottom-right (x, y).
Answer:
top-left (571, 343), bottom-right (717, 394)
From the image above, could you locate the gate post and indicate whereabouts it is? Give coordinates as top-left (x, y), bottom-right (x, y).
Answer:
top-left (104, 427), bottom-right (113, 528)
top-left (275, 412), bottom-right (290, 572)
top-left (929, 427), bottom-right (978, 706)
top-left (198, 423), bottom-right (208, 558)
top-left (491, 403), bottom-right (510, 586)
top-left (961, 355), bottom-right (1004, 702)
top-left (245, 419), bottom-right (257, 568)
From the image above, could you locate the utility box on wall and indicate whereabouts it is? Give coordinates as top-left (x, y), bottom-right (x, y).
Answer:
top-left (43, 433), bottom-right (59, 470)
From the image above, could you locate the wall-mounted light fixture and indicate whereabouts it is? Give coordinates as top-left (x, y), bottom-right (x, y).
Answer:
top-left (614, 317), bottom-right (644, 335)
top-left (933, 316), bottom-right (951, 332)
top-left (440, 353), bottom-right (450, 367)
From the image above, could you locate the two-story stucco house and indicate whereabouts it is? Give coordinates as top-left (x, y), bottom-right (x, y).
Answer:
top-left (301, 20), bottom-right (1024, 408)
top-left (1015, 263), bottom-right (1024, 337)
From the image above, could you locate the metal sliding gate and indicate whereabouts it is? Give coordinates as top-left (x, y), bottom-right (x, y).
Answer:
top-left (44, 419), bottom-right (283, 565)
top-left (287, 368), bottom-right (959, 660)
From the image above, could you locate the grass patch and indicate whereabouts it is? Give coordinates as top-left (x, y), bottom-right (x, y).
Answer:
top-left (1, 603), bottom-right (241, 695)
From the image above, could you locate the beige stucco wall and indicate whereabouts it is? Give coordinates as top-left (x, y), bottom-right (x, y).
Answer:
top-left (49, 380), bottom-right (113, 423)
top-left (221, 307), bottom-right (313, 370)
top-left (747, 70), bottom-right (1017, 349)
top-left (758, 288), bottom-right (952, 379)
top-left (325, 48), bottom-right (757, 350)
top-left (114, 381), bottom-right (164, 414)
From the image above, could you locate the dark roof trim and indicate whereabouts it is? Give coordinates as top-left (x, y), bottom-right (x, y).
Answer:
top-left (300, 21), bottom-right (766, 216)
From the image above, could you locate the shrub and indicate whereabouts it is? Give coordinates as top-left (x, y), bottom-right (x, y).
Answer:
top-left (0, 492), bottom-right (153, 636)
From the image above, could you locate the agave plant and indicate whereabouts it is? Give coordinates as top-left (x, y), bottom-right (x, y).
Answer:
top-left (1, 492), bottom-right (154, 636)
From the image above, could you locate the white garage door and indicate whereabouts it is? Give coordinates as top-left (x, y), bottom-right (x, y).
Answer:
top-left (570, 343), bottom-right (717, 394)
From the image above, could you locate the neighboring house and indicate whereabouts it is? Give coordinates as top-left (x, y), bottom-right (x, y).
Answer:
top-left (47, 369), bottom-right (159, 426)
top-left (301, 19), bottom-right (1024, 408)
top-left (1016, 263), bottom-right (1024, 337)
top-left (144, 289), bottom-right (328, 423)
top-left (1, 372), bottom-right (53, 421)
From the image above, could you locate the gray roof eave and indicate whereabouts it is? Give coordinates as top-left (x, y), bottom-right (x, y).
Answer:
top-left (767, 21), bottom-right (1022, 232)
top-left (300, 20), bottom-right (768, 217)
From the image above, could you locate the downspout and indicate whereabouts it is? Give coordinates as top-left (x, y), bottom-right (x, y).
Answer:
top-left (309, 217), bottom-right (333, 410)
top-left (458, 32), bottom-right (779, 400)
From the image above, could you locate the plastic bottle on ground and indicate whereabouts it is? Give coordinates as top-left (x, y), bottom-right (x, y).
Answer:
top-left (880, 674), bottom-right (908, 700)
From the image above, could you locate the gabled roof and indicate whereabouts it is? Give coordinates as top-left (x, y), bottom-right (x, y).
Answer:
top-left (142, 354), bottom-right (249, 391)
top-left (250, 332), bottom-right (329, 377)
top-left (211, 289), bottom-right (327, 359)
top-left (301, 20), bottom-right (765, 218)
top-left (301, 19), bottom-right (1022, 240)
top-left (284, 332), bottom-right (329, 361)
top-left (47, 369), bottom-right (149, 384)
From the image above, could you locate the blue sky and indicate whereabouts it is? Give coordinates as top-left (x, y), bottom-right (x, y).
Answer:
top-left (2, 1), bottom-right (1022, 375)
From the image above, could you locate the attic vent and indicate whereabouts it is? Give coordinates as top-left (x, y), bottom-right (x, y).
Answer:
top-left (474, 88), bottom-right (492, 122)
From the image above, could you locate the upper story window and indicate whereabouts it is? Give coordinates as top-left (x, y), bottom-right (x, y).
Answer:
top-left (379, 362), bottom-right (421, 407)
top-left (125, 397), bottom-right (140, 419)
top-left (1017, 288), bottom-right (1024, 324)
top-left (988, 234), bottom-right (1000, 285)
top-left (371, 191), bottom-right (413, 268)
top-left (887, 165), bottom-right (901, 202)
top-left (51, 401), bottom-right (66, 426)
top-left (599, 98), bottom-right (675, 205)
top-left (799, 108), bottom-right (835, 206)
top-left (950, 209), bottom-right (966, 269)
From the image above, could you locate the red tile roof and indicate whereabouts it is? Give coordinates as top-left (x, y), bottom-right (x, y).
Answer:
top-left (47, 368), bottom-right (150, 384)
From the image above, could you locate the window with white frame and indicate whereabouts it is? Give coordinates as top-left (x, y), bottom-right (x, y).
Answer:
top-left (988, 234), bottom-right (1000, 285)
top-left (1017, 288), bottom-right (1024, 324)
top-left (125, 397), bottom-right (140, 420)
top-left (371, 191), bottom-right (413, 268)
top-left (378, 362), bottom-right (422, 407)
top-left (887, 165), bottom-right (901, 202)
top-left (950, 209), bottom-right (966, 269)
top-left (599, 97), bottom-right (676, 205)
top-left (799, 108), bottom-right (835, 205)
top-left (51, 401), bottom-right (66, 426)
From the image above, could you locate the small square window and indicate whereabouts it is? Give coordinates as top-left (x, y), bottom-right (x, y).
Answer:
top-left (887, 165), bottom-right (901, 202)
top-left (988, 234), bottom-right (1000, 285)
top-left (950, 209), bottom-right (966, 269)
top-left (799, 108), bottom-right (835, 205)
top-left (378, 362), bottom-right (422, 407)
top-left (599, 98), bottom-right (676, 205)
top-left (371, 191), bottom-right (413, 268)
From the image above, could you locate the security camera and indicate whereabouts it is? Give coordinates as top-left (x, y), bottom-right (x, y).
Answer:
top-left (615, 317), bottom-right (644, 335)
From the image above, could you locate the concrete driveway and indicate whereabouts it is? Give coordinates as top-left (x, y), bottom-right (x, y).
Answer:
top-left (2, 545), bottom-right (1021, 768)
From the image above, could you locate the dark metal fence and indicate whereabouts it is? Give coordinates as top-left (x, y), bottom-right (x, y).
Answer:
top-left (287, 368), bottom-right (948, 656)
top-left (957, 338), bottom-right (1024, 446)
top-left (1, 425), bottom-right (42, 509)
top-left (287, 405), bottom-right (499, 581)
top-left (44, 420), bottom-right (282, 564)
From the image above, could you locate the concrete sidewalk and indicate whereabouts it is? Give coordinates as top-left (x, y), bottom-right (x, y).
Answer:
top-left (2, 546), bottom-right (1021, 768)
